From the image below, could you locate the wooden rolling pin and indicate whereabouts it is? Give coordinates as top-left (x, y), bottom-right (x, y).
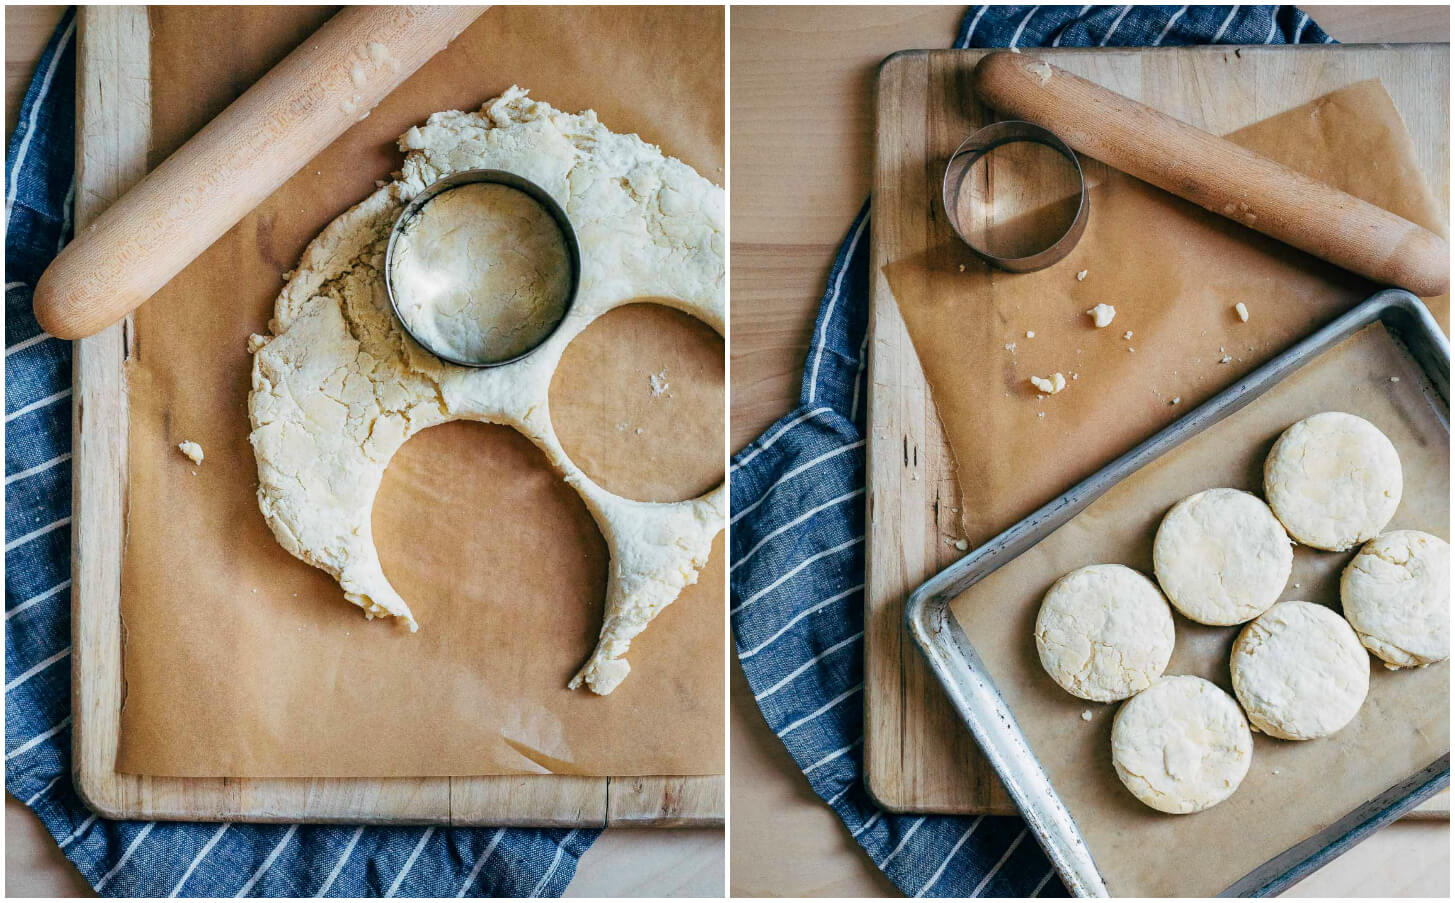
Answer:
top-left (972, 51), bottom-right (1449, 297)
top-left (33, 5), bottom-right (487, 340)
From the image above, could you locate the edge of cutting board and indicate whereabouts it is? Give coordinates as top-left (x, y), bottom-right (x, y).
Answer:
top-left (69, 5), bottom-right (722, 829)
top-left (864, 44), bottom-right (1450, 818)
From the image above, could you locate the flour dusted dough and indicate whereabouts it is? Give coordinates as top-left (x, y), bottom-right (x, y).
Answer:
top-left (248, 88), bottom-right (725, 695)
top-left (1230, 601), bottom-right (1369, 740)
top-left (1341, 530), bottom-right (1450, 669)
top-left (390, 182), bottom-right (572, 363)
top-left (1153, 488), bottom-right (1292, 626)
top-left (1035, 564), bottom-right (1175, 702)
top-left (1263, 412), bottom-right (1402, 551)
top-left (1111, 675), bottom-right (1253, 814)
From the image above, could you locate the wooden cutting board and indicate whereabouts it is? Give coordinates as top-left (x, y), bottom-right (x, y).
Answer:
top-left (70, 6), bottom-right (721, 828)
top-left (865, 44), bottom-right (1449, 817)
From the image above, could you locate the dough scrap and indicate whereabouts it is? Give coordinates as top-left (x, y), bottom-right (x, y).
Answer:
top-left (248, 87), bottom-right (725, 695)
top-left (1264, 412), bottom-right (1402, 551)
top-left (1230, 600), bottom-right (1369, 740)
top-left (1341, 530), bottom-right (1450, 669)
top-left (1111, 675), bottom-right (1253, 814)
top-left (1087, 303), bottom-right (1116, 328)
top-left (1153, 488), bottom-right (1292, 626)
top-left (1035, 564), bottom-right (1175, 702)
top-left (1031, 372), bottom-right (1066, 395)
top-left (177, 441), bottom-right (204, 465)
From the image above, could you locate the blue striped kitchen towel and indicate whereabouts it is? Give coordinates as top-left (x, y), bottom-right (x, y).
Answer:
top-left (730, 6), bottom-right (1331, 898)
top-left (5, 9), bottom-right (596, 896)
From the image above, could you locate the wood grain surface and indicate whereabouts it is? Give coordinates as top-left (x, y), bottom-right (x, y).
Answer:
top-left (730, 6), bottom-right (1448, 898)
top-left (67, 5), bottom-right (720, 831)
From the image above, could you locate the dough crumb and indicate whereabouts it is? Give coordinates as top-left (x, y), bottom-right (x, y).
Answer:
top-left (1076, 269), bottom-right (1088, 281)
top-left (1037, 411), bottom-right (1046, 418)
top-left (1026, 330), bottom-right (1036, 339)
top-left (649, 369), bottom-right (670, 397)
top-left (1028, 60), bottom-right (1053, 85)
top-left (954, 538), bottom-right (969, 551)
top-left (1390, 376), bottom-right (1400, 383)
top-left (1081, 710), bottom-right (1093, 722)
top-left (1219, 355), bottom-right (1233, 364)
top-left (1070, 372), bottom-right (1079, 381)
top-left (1004, 342), bottom-right (1017, 353)
top-left (1087, 303), bottom-right (1116, 328)
top-left (1169, 396), bottom-right (1181, 405)
top-left (177, 441), bottom-right (204, 465)
top-left (635, 427), bottom-right (643, 435)
top-left (1030, 372), bottom-right (1067, 395)
top-left (1272, 768), bottom-right (1282, 776)
top-left (958, 263), bottom-right (966, 272)
top-left (247, 333), bottom-right (271, 354)
top-left (1123, 330), bottom-right (1133, 340)
top-left (1235, 302), bottom-right (1250, 322)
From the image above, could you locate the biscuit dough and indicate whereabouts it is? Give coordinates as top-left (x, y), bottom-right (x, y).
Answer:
top-left (1264, 412), bottom-right (1402, 551)
top-left (248, 88), bottom-right (725, 695)
top-left (390, 182), bottom-right (572, 363)
top-left (1341, 530), bottom-right (1450, 669)
top-left (177, 441), bottom-right (204, 465)
top-left (1153, 488), bottom-right (1292, 626)
top-left (1230, 601), bottom-right (1369, 740)
top-left (1035, 564), bottom-right (1175, 702)
top-left (1111, 675), bottom-right (1253, 814)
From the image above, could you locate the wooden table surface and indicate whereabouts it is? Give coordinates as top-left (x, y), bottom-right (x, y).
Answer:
top-left (730, 5), bottom-right (1449, 897)
top-left (3, 5), bottom-right (720, 897)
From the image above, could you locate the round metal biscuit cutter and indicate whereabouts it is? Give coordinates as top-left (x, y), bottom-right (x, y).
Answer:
top-left (384, 168), bottom-right (582, 368)
top-left (942, 120), bottom-right (1088, 273)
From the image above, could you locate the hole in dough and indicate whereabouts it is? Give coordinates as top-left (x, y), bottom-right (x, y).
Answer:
top-left (549, 300), bottom-right (725, 503)
top-left (372, 421), bottom-right (608, 687)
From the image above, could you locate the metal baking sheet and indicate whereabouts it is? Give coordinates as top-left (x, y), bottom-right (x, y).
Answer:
top-left (907, 290), bottom-right (1450, 897)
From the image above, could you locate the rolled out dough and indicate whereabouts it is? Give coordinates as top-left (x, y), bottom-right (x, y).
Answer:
top-left (390, 182), bottom-right (572, 364)
top-left (248, 88), bottom-right (725, 695)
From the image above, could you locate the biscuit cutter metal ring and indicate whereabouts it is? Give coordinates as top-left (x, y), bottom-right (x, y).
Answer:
top-left (383, 168), bottom-right (583, 368)
top-left (942, 120), bottom-right (1088, 273)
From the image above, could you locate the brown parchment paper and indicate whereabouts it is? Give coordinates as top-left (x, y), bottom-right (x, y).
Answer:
top-left (886, 79), bottom-right (1449, 549)
top-left (949, 324), bottom-right (1449, 897)
top-left (115, 7), bottom-right (725, 778)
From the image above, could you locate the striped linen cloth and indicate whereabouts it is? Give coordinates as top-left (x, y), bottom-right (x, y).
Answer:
top-left (5, 9), bottom-right (596, 896)
top-left (730, 6), bottom-right (1331, 898)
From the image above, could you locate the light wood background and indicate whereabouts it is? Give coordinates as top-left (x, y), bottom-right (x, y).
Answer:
top-left (730, 5), bottom-right (1449, 898)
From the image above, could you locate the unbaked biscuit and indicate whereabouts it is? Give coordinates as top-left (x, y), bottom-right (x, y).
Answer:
top-left (1153, 488), bottom-right (1292, 626)
top-left (1111, 675), bottom-right (1253, 814)
top-left (1341, 530), bottom-right (1450, 669)
top-left (1263, 412), bottom-right (1402, 551)
top-left (1035, 564), bottom-right (1175, 702)
top-left (1230, 600), bottom-right (1369, 740)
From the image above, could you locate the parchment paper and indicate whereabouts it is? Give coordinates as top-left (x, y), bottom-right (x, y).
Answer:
top-left (886, 80), bottom-right (1448, 549)
top-left (116, 7), bottom-right (725, 778)
top-left (948, 324), bottom-right (1449, 896)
